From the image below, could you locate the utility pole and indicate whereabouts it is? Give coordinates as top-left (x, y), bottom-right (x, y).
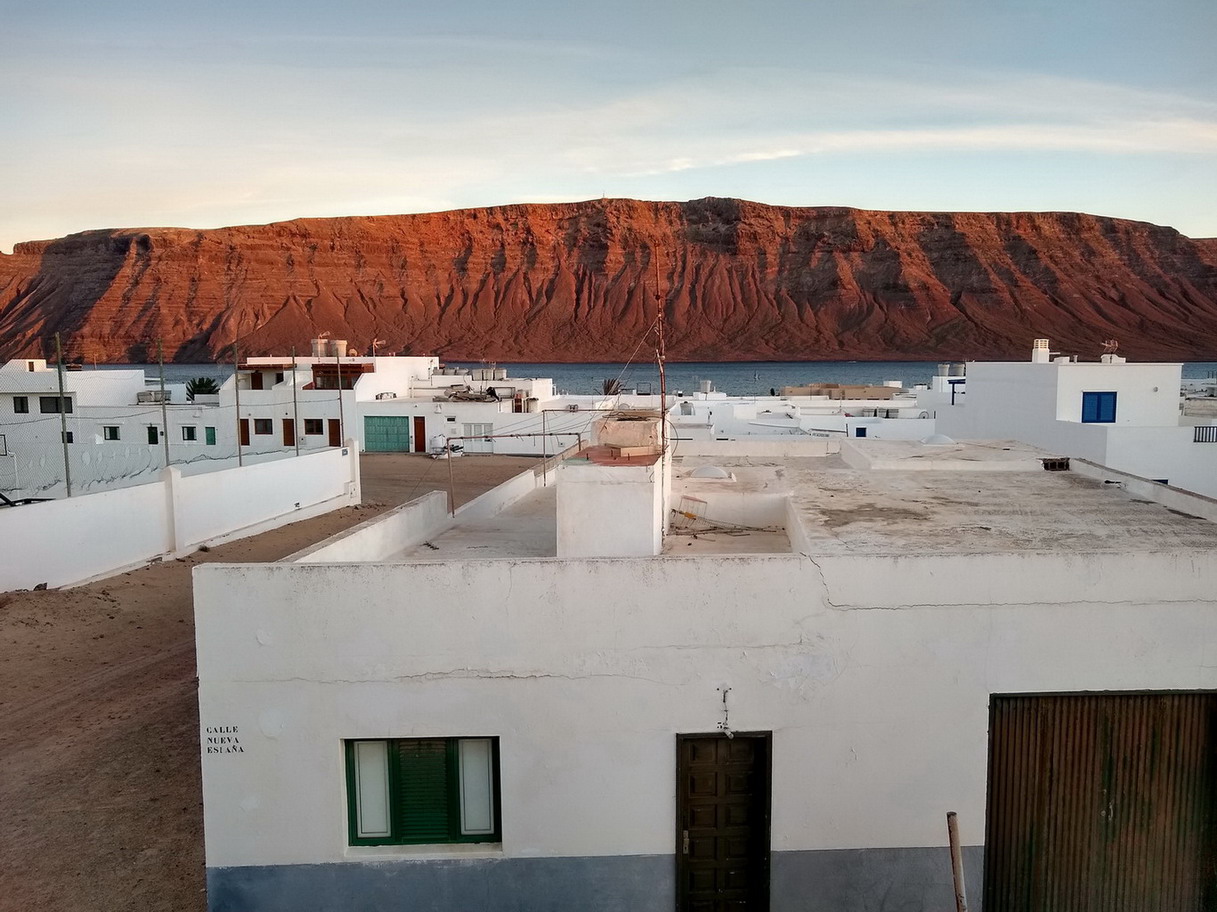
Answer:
top-left (157, 339), bottom-right (170, 468)
top-left (54, 333), bottom-right (72, 497)
top-left (654, 248), bottom-right (667, 454)
top-left (291, 346), bottom-right (301, 456)
top-left (233, 342), bottom-right (243, 467)
top-left (335, 349), bottom-right (346, 445)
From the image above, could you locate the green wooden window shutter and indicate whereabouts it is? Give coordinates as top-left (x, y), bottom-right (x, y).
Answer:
top-left (395, 739), bottom-right (453, 843)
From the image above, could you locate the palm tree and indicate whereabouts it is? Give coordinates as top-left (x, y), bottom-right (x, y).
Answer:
top-left (601, 377), bottom-right (623, 396)
top-left (186, 376), bottom-right (220, 401)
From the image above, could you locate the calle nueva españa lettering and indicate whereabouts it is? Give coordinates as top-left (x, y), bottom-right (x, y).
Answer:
top-left (205, 725), bottom-right (244, 754)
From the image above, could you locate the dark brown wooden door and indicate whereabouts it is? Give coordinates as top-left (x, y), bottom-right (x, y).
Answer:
top-left (250, 371), bottom-right (264, 390)
top-left (328, 418), bottom-right (341, 447)
top-left (413, 416), bottom-right (427, 453)
top-left (238, 419), bottom-right (250, 447)
top-left (282, 418), bottom-right (295, 447)
top-left (677, 733), bottom-right (771, 912)
top-left (985, 692), bottom-right (1217, 911)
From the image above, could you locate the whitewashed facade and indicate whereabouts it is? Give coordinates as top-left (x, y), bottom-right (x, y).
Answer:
top-left (929, 341), bottom-right (1217, 497)
top-left (194, 431), bottom-right (1217, 912)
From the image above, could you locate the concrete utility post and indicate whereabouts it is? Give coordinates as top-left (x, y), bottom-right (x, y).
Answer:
top-left (233, 343), bottom-right (243, 467)
top-left (54, 333), bottom-right (72, 497)
top-left (291, 347), bottom-right (301, 457)
top-left (158, 340), bottom-right (170, 468)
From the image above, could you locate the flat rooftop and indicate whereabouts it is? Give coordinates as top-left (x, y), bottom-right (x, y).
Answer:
top-left (786, 463), bottom-right (1217, 555)
top-left (371, 439), bottom-right (1217, 562)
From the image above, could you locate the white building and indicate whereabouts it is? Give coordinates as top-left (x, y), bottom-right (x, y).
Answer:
top-left (194, 422), bottom-right (1217, 912)
top-left (230, 345), bottom-right (608, 459)
top-left (929, 339), bottom-right (1217, 498)
top-left (0, 358), bottom-right (225, 499)
top-left (1, 347), bottom-right (604, 499)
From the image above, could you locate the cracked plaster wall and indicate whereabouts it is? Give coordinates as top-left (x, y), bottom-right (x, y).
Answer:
top-left (195, 549), bottom-right (1217, 870)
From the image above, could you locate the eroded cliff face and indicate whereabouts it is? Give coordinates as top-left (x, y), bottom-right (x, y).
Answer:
top-left (2, 198), bottom-right (1216, 363)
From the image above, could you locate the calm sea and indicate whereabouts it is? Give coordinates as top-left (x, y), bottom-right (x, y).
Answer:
top-left (100, 360), bottom-right (1217, 396)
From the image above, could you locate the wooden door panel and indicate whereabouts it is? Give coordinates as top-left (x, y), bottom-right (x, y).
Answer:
top-left (677, 734), bottom-right (771, 912)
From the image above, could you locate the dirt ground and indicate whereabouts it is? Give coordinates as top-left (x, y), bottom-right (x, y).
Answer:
top-left (0, 454), bottom-right (537, 912)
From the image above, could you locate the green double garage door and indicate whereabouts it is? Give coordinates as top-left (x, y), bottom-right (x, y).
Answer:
top-left (364, 416), bottom-right (412, 452)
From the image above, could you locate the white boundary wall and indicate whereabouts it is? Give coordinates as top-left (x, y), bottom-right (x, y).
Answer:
top-left (1, 444), bottom-right (359, 591)
top-left (292, 491), bottom-right (452, 563)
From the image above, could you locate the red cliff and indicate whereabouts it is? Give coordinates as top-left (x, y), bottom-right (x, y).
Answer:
top-left (2, 198), bottom-right (1216, 363)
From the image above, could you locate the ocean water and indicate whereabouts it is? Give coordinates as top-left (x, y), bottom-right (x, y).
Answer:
top-left (97, 359), bottom-right (1217, 396)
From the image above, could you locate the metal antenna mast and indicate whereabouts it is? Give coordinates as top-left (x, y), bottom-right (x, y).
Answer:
top-left (654, 245), bottom-right (667, 454)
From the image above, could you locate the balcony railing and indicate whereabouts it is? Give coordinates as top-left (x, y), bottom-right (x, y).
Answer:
top-left (1194, 425), bottom-right (1217, 443)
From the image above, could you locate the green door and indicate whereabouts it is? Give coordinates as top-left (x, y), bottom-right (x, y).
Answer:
top-left (364, 416), bottom-right (412, 452)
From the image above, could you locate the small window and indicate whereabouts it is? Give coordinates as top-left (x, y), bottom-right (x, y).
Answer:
top-left (254, 418), bottom-right (273, 435)
top-left (275, 371), bottom-right (285, 384)
top-left (345, 738), bottom-right (500, 846)
top-left (102, 426), bottom-right (120, 441)
top-left (182, 426), bottom-right (198, 442)
top-left (40, 395), bottom-right (73, 414)
top-left (147, 426), bottom-right (159, 445)
top-left (1081, 391), bottom-right (1117, 423)
top-left (205, 426), bottom-right (217, 446)
top-left (13, 396), bottom-right (29, 414)
top-left (304, 418), bottom-right (324, 435)
top-left (446, 416), bottom-right (456, 423)
top-left (61, 431), bottom-right (74, 444)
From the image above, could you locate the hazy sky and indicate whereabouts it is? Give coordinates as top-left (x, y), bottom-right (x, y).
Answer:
top-left (2, 0), bottom-right (1215, 251)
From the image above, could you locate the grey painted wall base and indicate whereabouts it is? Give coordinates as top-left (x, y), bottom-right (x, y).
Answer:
top-left (207, 854), bottom-right (672, 912)
top-left (207, 846), bottom-right (984, 912)
top-left (774, 845), bottom-right (984, 912)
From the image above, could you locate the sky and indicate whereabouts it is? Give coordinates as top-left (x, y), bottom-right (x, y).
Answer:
top-left (1, 0), bottom-right (1215, 252)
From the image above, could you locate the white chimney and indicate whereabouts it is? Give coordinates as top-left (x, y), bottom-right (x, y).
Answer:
top-left (1031, 338), bottom-right (1054, 363)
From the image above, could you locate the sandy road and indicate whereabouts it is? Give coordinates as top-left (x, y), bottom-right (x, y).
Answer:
top-left (0, 454), bottom-right (535, 912)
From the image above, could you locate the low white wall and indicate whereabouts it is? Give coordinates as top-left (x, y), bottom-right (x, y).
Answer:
top-left (1101, 426), bottom-right (1217, 499)
top-left (292, 492), bottom-right (452, 563)
top-left (1, 481), bottom-right (171, 591)
top-left (174, 446), bottom-right (358, 549)
top-left (838, 440), bottom-right (1043, 472)
top-left (672, 486), bottom-right (788, 529)
top-left (456, 463), bottom-right (546, 522)
top-left (194, 548), bottom-right (1217, 868)
top-left (1069, 459), bottom-right (1217, 523)
top-left (672, 439), bottom-right (837, 458)
top-left (0, 446), bottom-right (360, 591)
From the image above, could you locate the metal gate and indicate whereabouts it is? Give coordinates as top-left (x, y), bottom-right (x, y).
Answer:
top-left (363, 416), bottom-right (411, 452)
top-left (985, 692), bottom-right (1217, 911)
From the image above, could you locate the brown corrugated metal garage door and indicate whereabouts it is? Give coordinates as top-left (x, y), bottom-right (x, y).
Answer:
top-left (985, 692), bottom-right (1217, 911)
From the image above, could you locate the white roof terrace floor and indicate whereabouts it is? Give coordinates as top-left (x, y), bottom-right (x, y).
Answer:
top-left (389, 485), bottom-right (558, 561)
top-left (378, 440), bottom-right (1217, 562)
